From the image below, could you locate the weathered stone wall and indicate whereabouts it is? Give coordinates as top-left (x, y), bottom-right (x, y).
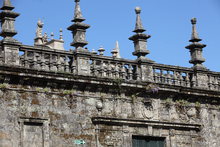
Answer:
top-left (0, 80), bottom-right (219, 147)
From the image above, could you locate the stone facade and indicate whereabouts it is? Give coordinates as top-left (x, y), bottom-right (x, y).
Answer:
top-left (0, 0), bottom-right (219, 147)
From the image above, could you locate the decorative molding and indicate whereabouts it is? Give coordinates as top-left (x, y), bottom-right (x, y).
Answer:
top-left (92, 117), bottom-right (201, 131)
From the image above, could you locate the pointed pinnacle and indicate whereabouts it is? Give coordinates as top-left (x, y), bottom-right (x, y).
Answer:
top-left (115, 41), bottom-right (121, 58)
top-left (59, 28), bottom-right (63, 41)
top-left (37, 19), bottom-right (44, 28)
top-left (3, 0), bottom-right (12, 7)
top-left (1, 0), bottom-right (14, 10)
top-left (73, 0), bottom-right (85, 22)
top-left (134, 7), bottom-right (146, 33)
top-left (190, 18), bottom-right (201, 42)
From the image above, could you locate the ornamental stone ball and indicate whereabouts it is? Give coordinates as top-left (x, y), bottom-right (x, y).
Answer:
top-left (135, 7), bottom-right (141, 14)
top-left (191, 18), bottom-right (197, 25)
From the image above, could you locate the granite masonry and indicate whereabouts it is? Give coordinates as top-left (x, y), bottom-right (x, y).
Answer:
top-left (0, 0), bottom-right (219, 147)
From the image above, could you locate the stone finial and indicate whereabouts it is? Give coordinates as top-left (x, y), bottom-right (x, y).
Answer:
top-left (185, 18), bottom-right (206, 70)
top-left (190, 18), bottom-right (201, 42)
top-left (42, 32), bottom-right (48, 43)
top-left (67, 0), bottom-right (90, 50)
top-left (115, 41), bottom-right (121, 58)
top-left (2, 0), bottom-right (13, 9)
top-left (91, 49), bottom-right (97, 55)
top-left (45, 30), bottom-right (64, 50)
top-left (111, 41), bottom-right (121, 58)
top-left (98, 46), bottom-right (105, 56)
top-left (0, 0), bottom-right (21, 66)
top-left (134, 7), bottom-right (145, 33)
top-left (51, 32), bottom-right (54, 40)
top-left (59, 28), bottom-right (63, 41)
top-left (73, 0), bottom-right (85, 22)
top-left (36, 20), bottom-right (44, 38)
top-left (129, 7), bottom-right (152, 63)
top-left (0, 0), bottom-right (20, 42)
top-left (34, 20), bottom-right (44, 46)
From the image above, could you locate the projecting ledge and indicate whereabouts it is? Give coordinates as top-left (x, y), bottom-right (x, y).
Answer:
top-left (92, 117), bottom-right (201, 131)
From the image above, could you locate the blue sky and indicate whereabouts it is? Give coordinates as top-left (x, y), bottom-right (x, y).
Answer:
top-left (1, 0), bottom-right (220, 71)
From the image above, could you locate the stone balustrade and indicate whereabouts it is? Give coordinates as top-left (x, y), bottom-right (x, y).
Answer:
top-left (18, 45), bottom-right (139, 81)
top-left (19, 45), bottom-right (75, 74)
top-left (90, 55), bottom-right (138, 80)
top-left (152, 63), bottom-right (220, 91)
top-left (207, 73), bottom-right (220, 91)
top-left (0, 43), bottom-right (219, 91)
top-left (152, 64), bottom-right (193, 87)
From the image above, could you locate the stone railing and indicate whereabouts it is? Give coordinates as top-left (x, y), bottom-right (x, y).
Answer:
top-left (152, 64), bottom-right (193, 87)
top-left (19, 45), bottom-right (76, 74)
top-left (19, 46), bottom-right (139, 81)
top-left (207, 72), bottom-right (220, 91)
top-left (89, 55), bottom-right (138, 80)
top-left (0, 43), bottom-right (219, 92)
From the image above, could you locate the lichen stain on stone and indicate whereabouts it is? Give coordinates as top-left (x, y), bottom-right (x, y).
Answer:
top-left (48, 111), bottom-right (61, 120)
top-left (0, 132), bottom-right (9, 139)
top-left (31, 111), bottom-right (39, 118)
top-left (20, 92), bottom-right (28, 100)
top-left (74, 134), bottom-right (93, 141)
top-left (31, 98), bottom-right (40, 105)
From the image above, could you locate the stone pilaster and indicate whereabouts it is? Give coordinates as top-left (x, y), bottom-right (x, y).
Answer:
top-left (68, 0), bottom-right (91, 76)
top-left (0, 0), bottom-right (21, 66)
top-left (75, 52), bottom-right (91, 76)
top-left (129, 7), bottom-right (154, 82)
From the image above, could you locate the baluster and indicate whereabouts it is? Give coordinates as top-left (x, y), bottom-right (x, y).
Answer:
top-left (71, 58), bottom-right (76, 74)
top-left (90, 59), bottom-right (94, 76)
top-left (57, 55), bottom-right (61, 72)
top-left (155, 69), bottom-right (160, 83)
top-left (156, 69), bottom-right (160, 83)
top-left (49, 54), bottom-right (52, 71)
top-left (41, 53), bottom-right (45, 70)
top-left (208, 75), bottom-right (213, 90)
top-left (153, 68), bottom-right (156, 82)
top-left (24, 50), bottom-right (28, 68)
top-left (93, 60), bottom-right (98, 76)
top-left (191, 74), bottom-right (196, 87)
top-left (60, 56), bottom-right (65, 72)
top-left (173, 71), bottom-right (177, 85)
top-left (166, 71), bottom-right (171, 85)
top-left (214, 77), bottom-right (218, 90)
top-left (135, 65), bottom-right (140, 81)
top-left (179, 72), bottom-right (183, 86)
top-left (128, 64), bottom-right (133, 80)
top-left (100, 60), bottom-right (104, 77)
top-left (185, 73), bottom-right (190, 87)
top-left (121, 63), bottom-right (126, 79)
top-left (52, 55), bottom-right (58, 72)
top-left (107, 61), bottom-right (112, 78)
top-left (208, 75), bottom-right (211, 90)
top-left (118, 63), bottom-right (122, 78)
top-left (33, 52), bottom-right (37, 69)
top-left (175, 72), bottom-right (180, 86)
top-left (36, 53), bottom-right (41, 70)
top-left (103, 61), bottom-right (107, 77)
top-left (65, 56), bottom-right (70, 73)
top-left (115, 63), bottom-right (119, 78)
top-left (160, 69), bottom-right (164, 83)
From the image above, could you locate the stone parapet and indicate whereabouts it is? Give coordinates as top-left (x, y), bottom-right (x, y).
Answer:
top-left (0, 43), bottom-right (219, 91)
